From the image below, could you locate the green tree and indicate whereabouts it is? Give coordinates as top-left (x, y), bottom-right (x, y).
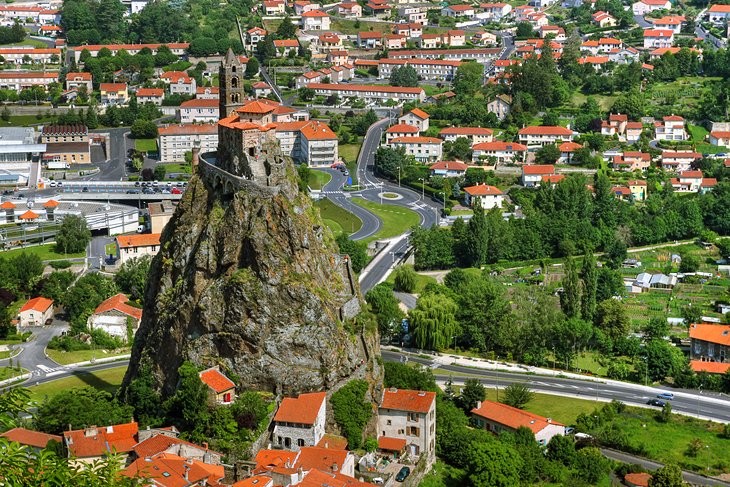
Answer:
top-left (643, 317), bottom-right (669, 341)
top-left (465, 206), bottom-right (488, 267)
top-left (55, 215), bottom-right (91, 254)
top-left (335, 234), bottom-right (368, 273)
top-left (35, 387), bottom-right (134, 434)
top-left (678, 252), bottom-right (701, 273)
top-left (649, 464), bottom-right (684, 487)
top-left (502, 383), bottom-right (534, 409)
top-left (259, 34), bottom-right (276, 61)
top-left (389, 64), bottom-right (419, 87)
top-left (383, 362), bottom-right (438, 391)
top-left (535, 144), bottom-right (560, 164)
top-left (277, 16), bottom-right (296, 38)
top-left (547, 434), bottom-right (576, 466)
top-left (365, 283), bottom-right (404, 339)
top-left (459, 378), bottom-right (486, 412)
top-left (410, 293), bottom-right (458, 351)
top-left (1, 105), bottom-right (10, 122)
top-left (163, 361), bottom-right (209, 434)
top-left (644, 339), bottom-right (682, 382)
top-left (245, 57), bottom-right (259, 79)
top-left (465, 439), bottom-right (523, 487)
top-left (153, 165), bottom-right (166, 181)
top-left (611, 90), bottom-right (646, 120)
top-left (595, 298), bottom-right (629, 343)
top-left (39, 270), bottom-right (76, 303)
top-left (114, 255), bottom-right (151, 302)
top-left (393, 265), bottom-right (417, 293)
top-left (444, 137), bottom-right (473, 161)
top-left (575, 447), bottom-right (610, 484)
top-left (130, 119), bottom-right (158, 139)
top-left (659, 401), bottom-right (672, 423)
top-left (0, 302), bottom-right (13, 339)
top-left (560, 256), bottom-right (581, 319)
top-left (580, 249), bottom-right (597, 322)
top-left (124, 363), bottom-right (163, 427)
top-left (453, 62), bottom-right (484, 95)
top-left (298, 87), bottom-right (315, 101)
top-left (330, 379), bottom-right (372, 449)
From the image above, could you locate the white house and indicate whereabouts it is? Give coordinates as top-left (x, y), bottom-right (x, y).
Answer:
top-left (385, 123), bottom-right (420, 143)
top-left (18, 297), bottom-right (53, 327)
top-left (654, 115), bottom-right (687, 141)
top-left (398, 108), bottom-right (430, 132)
top-left (472, 401), bottom-right (567, 446)
top-left (179, 99), bottom-right (219, 124)
top-left (378, 389), bottom-right (436, 460)
top-left (464, 184), bottom-right (504, 210)
top-left (337, 2), bottom-right (362, 17)
top-left (429, 160), bottom-right (468, 178)
top-left (522, 164), bottom-right (555, 187)
top-left (472, 141), bottom-right (527, 164)
top-left (439, 127), bottom-right (493, 145)
top-left (199, 367), bottom-right (236, 405)
top-left (592, 10), bottom-right (617, 27)
top-left (660, 150), bottom-right (700, 171)
top-left (632, 0), bottom-right (671, 15)
top-left (709, 131), bottom-right (730, 147)
top-left (652, 15), bottom-right (683, 33)
top-left (116, 233), bottom-right (161, 265)
top-left (389, 136), bottom-right (443, 163)
top-left (272, 392), bottom-right (326, 451)
top-left (301, 10), bottom-right (330, 30)
top-left (643, 29), bottom-right (674, 49)
top-left (518, 126), bottom-right (574, 147)
top-left (87, 293), bottom-right (142, 342)
top-left (441, 4), bottom-right (475, 17)
top-left (307, 83), bottom-right (425, 104)
top-left (160, 71), bottom-right (196, 96)
top-left (479, 2), bottom-right (512, 20)
top-left (708, 4), bottom-right (730, 24)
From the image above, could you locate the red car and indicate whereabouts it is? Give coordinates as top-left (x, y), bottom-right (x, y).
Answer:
top-left (171, 187), bottom-right (182, 194)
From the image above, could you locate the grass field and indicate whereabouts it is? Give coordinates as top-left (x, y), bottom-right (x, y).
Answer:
top-left (46, 348), bottom-right (130, 366)
top-left (339, 143), bottom-right (361, 186)
top-left (28, 366), bottom-right (127, 403)
top-left (160, 163), bottom-right (192, 174)
top-left (568, 92), bottom-right (617, 111)
top-left (0, 366), bottom-right (26, 381)
top-left (0, 114), bottom-right (56, 127)
top-left (308, 170), bottom-right (332, 190)
top-left (134, 138), bottom-right (157, 152)
top-left (352, 198), bottom-right (420, 243)
top-left (315, 198), bottom-right (362, 236)
top-left (0, 244), bottom-right (85, 261)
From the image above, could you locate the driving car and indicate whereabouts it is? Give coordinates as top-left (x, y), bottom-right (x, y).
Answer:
top-left (647, 399), bottom-right (666, 407)
top-left (657, 392), bottom-right (674, 400)
top-left (395, 466), bottom-right (410, 482)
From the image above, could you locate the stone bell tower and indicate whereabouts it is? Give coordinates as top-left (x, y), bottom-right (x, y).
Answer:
top-left (219, 48), bottom-right (246, 118)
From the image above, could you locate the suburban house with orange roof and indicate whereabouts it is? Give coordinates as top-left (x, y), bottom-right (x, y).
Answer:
top-left (439, 127), bottom-right (493, 145)
top-left (272, 391), bottom-right (327, 451)
top-left (398, 108), bottom-right (430, 132)
top-left (612, 151), bottom-right (651, 172)
top-left (180, 98), bottom-right (219, 123)
top-left (123, 452), bottom-right (225, 486)
top-left (99, 83), bottom-right (129, 106)
top-left (654, 115), bottom-right (687, 141)
top-left (18, 296), bottom-right (53, 327)
top-left (464, 184), bottom-right (504, 210)
top-left (472, 140), bottom-right (526, 164)
top-left (660, 150), bottom-right (700, 171)
top-left (301, 10), bottom-right (331, 30)
top-left (199, 366), bottom-right (236, 405)
top-left (338, 2), bottom-right (363, 17)
top-left (709, 130), bottom-right (730, 147)
top-left (518, 125), bottom-right (574, 147)
top-left (709, 3), bottom-right (730, 24)
top-left (87, 293), bottom-right (143, 342)
top-left (558, 141), bottom-right (582, 164)
top-left (689, 323), bottom-right (729, 370)
top-left (65, 72), bottom-right (92, 92)
top-left (628, 180), bottom-right (648, 201)
top-left (196, 86), bottom-right (220, 100)
top-left (385, 123), bottom-right (420, 143)
top-left (521, 164), bottom-right (555, 187)
top-left (471, 400), bottom-right (567, 445)
top-left (378, 388), bottom-right (436, 460)
top-left (1, 427), bottom-right (61, 452)
top-left (160, 71), bottom-right (197, 95)
top-left (632, 0), bottom-right (670, 15)
top-left (64, 422), bottom-right (139, 467)
top-left (115, 233), bottom-right (161, 265)
top-left (388, 136), bottom-right (443, 163)
top-left (429, 160), bottom-right (468, 178)
top-left (274, 39), bottom-right (300, 57)
top-left (131, 426), bottom-right (222, 465)
top-left (136, 87), bottom-right (164, 105)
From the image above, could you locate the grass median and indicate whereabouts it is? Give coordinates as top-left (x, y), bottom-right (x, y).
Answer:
top-left (308, 170), bottom-right (332, 190)
top-left (315, 198), bottom-right (362, 236)
top-left (351, 198), bottom-right (420, 244)
top-left (27, 366), bottom-right (127, 403)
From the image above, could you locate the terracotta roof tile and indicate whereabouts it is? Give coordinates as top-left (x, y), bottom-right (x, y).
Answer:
top-left (408, 108), bottom-right (429, 119)
top-left (386, 123), bottom-right (419, 133)
top-left (523, 164), bottom-right (555, 175)
top-left (1, 428), bottom-right (61, 448)
top-left (430, 161), bottom-right (468, 171)
top-left (472, 400), bottom-right (564, 433)
top-left (116, 233), bottom-right (161, 248)
top-left (519, 125), bottom-right (573, 136)
top-left (439, 127), bottom-right (493, 136)
top-left (380, 389), bottom-right (435, 413)
top-left (19, 210), bottom-right (39, 220)
top-left (274, 392), bottom-right (326, 424)
top-left (689, 360), bottom-right (730, 374)
top-left (377, 436), bottom-right (406, 451)
top-left (690, 323), bottom-right (730, 347)
top-left (199, 368), bottom-right (235, 393)
top-left (473, 141), bottom-right (527, 151)
top-left (390, 136), bottom-right (442, 144)
top-left (64, 422), bottom-right (138, 458)
top-left (465, 184), bottom-right (502, 196)
top-left (94, 293), bottom-right (143, 320)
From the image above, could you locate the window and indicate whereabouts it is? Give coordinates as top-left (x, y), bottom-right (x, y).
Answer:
top-left (386, 419), bottom-right (392, 425)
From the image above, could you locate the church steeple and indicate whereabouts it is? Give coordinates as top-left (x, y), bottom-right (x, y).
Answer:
top-left (219, 48), bottom-right (245, 118)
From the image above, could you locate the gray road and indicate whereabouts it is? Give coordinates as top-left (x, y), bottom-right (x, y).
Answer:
top-left (88, 235), bottom-right (114, 269)
top-left (0, 323), bottom-right (66, 375)
top-left (382, 350), bottom-right (730, 424)
top-left (320, 168), bottom-right (383, 241)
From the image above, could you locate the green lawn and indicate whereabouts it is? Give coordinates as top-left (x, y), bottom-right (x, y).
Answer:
top-left (134, 138), bottom-right (157, 152)
top-left (315, 198), bottom-right (362, 236)
top-left (46, 348), bottom-right (130, 366)
top-left (568, 92), bottom-right (617, 111)
top-left (0, 244), bottom-right (85, 261)
top-left (483, 390), bottom-right (600, 426)
top-left (8, 39), bottom-right (49, 48)
top-left (0, 114), bottom-right (56, 127)
top-left (339, 143), bottom-right (361, 186)
top-left (28, 366), bottom-right (128, 403)
top-left (352, 198), bottom-right (420, 243)
top-left (160, 163), bottom-right (192, 174)
top-left (308, 170), bottom-right (332, 190)
top-left (0, 366), bottom-right (27, 381)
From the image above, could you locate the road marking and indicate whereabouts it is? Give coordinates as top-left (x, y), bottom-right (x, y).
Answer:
top-left (37, 365), bottom-right (52, 372)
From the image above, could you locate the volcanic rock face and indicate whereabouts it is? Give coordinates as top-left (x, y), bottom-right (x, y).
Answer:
top-left (120, 152), bottom-right (379, 398)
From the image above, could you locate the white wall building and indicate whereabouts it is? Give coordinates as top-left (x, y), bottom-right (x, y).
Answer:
top-left (179, 99), bottom-right (219, 124)
top-left (158, 124), bottom-right (218, 163)
top-left (272, 392), bottom-right (326, 451)
top-left (378, 389), bottom-right (436, 460)
top-left (472, 400), bottom-right (567, 446)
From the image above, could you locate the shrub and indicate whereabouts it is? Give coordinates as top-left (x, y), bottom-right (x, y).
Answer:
top-left (331, 380), bottom-right (372, 450)
top-left (48, 260), bottom-right (72, 270)
top-left (393, 266), bottom-right (417, 293)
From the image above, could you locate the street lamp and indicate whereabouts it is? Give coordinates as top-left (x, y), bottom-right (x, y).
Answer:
top-left (397, 165), bottom-right (401, 188)
top-left (418, 177), bottom-right (425, 201)
top-left (706, 445), bottom-right (710, 472)
top-left (697, 383), bottom-right (702, 417)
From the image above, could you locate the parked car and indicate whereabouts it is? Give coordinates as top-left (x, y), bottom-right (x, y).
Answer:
top-left (49, 181), bottom-right (57, 187)
top-left (395, 467), bottom-right (410, 482)
top-left (647, 399), bottom-right (666, 407)
top-left (171, 188), bottom-right (182, 194)
top-left (657, 392), bottom-right (674, 400)
top-left (82, 187), bottom-right (89, 192)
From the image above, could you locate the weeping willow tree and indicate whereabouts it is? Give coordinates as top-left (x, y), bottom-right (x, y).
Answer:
top-left (410, 294), bottom-right (458, 351)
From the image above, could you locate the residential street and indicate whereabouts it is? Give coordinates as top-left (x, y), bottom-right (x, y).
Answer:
top-left (601, 449), bottom-right (730, 487)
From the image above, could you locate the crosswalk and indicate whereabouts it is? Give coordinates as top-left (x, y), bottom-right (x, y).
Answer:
top-left (30, 364), bottom-right (70, 377)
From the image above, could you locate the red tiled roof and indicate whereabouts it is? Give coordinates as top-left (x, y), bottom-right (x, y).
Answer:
top-left (542, 175), bottom-right (565, 183)
top-left (472, 400), bottom-right (565, 433)
top-left (237, 100), bottom-right (277, 114)
top-left (294, 446), bottom-right (349, 473)
top-left (1, 428), bottom-right (61, 448)
top-left (94, 293), bottom-right (143, 320)
top-left (430, 160), bottom-right (468, 171)
top-left (180, 98), bottom-right (218, 108)
top-left (386, 123), bottom-right (419, 134)
top-left (559, 141), bottom-right (582, 152)
top-left (473, 141), bottom-right (527, 151)
top-left (690, 323), bottom-right (730, 346)
top-left (100, 83), bottom-right (127, 92)
top-left (199, 368), bottom-right (236, 393)
top-left (390, 136), bottom-right (442, 144)
top-left (66, 72), bottom-right (91, 81)
top-left (625, 472), bottom-right (652, 487)
top-left (523, 164), bottom-right (555, 175)
top-left (702, 178), bottom-right (718, 187)
top-left (136, 88), bottom-right (164, 97)
top-left (408, 108), bottom-right (429, 119)
top-left (123, 452), bottom-right (224, 487)
top-left (626, 122), bottom-right (643, 129)
top-left (274, 392), bottom-right (326, 425)
top-left (377, 436), bottom-right (406, 451)
top-left (301, 121), bottom-right (337, 140)
top-left (380, 389), bottom-right (435, 413)
top-left (159, 124), bottom-right (217, 136)
top-left (519, 125), bottom-right (572, 136)
top-left (64, 422), bottom-right (138, 458)
top-left (0, 72), bottom-right (58, 80)
top-left (465, 184), bottom-right (502, 196)
top-left (274, 39), bottom-right (299, 47)
top-left (663, 115), bottom-right (684, 121)
top-left (254, 449), bottom-right (298, 472)
top-left (72, 43), bottom-right (189, 52)
top-left (439, 127), bottom-right (493, 136)
top-left (628, 180), bottom-right (647, 186)
top-left (19, 210), bottom-right (39, 220)
top-left (679, 170), bottom-right (703, 178)
top-left (132, 433), bottom-right (218, 458)
top-left (196, 86), bottom-right (219, 94)
top-left (317, 434), bottom-right (348, 450)
top-left (689, 360), bottom-right (730, 374)
top-left (116, 233), bottom-right (161, 248)
top-left (308, 83), bottom-right (423, 94)
top-left (709, 4), bottom-right (730, 12)
top-left (301, 8), bottom-right (328, 16)
top-left (643, 29), bottom-right (674, 37)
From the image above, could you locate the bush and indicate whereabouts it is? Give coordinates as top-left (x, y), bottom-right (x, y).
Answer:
top-left (331, 380), bottom-right (372, 450)
top-left (393, 266), bottom-right (417, 293)
top-left (48, 260), bottom-right (72, 270)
